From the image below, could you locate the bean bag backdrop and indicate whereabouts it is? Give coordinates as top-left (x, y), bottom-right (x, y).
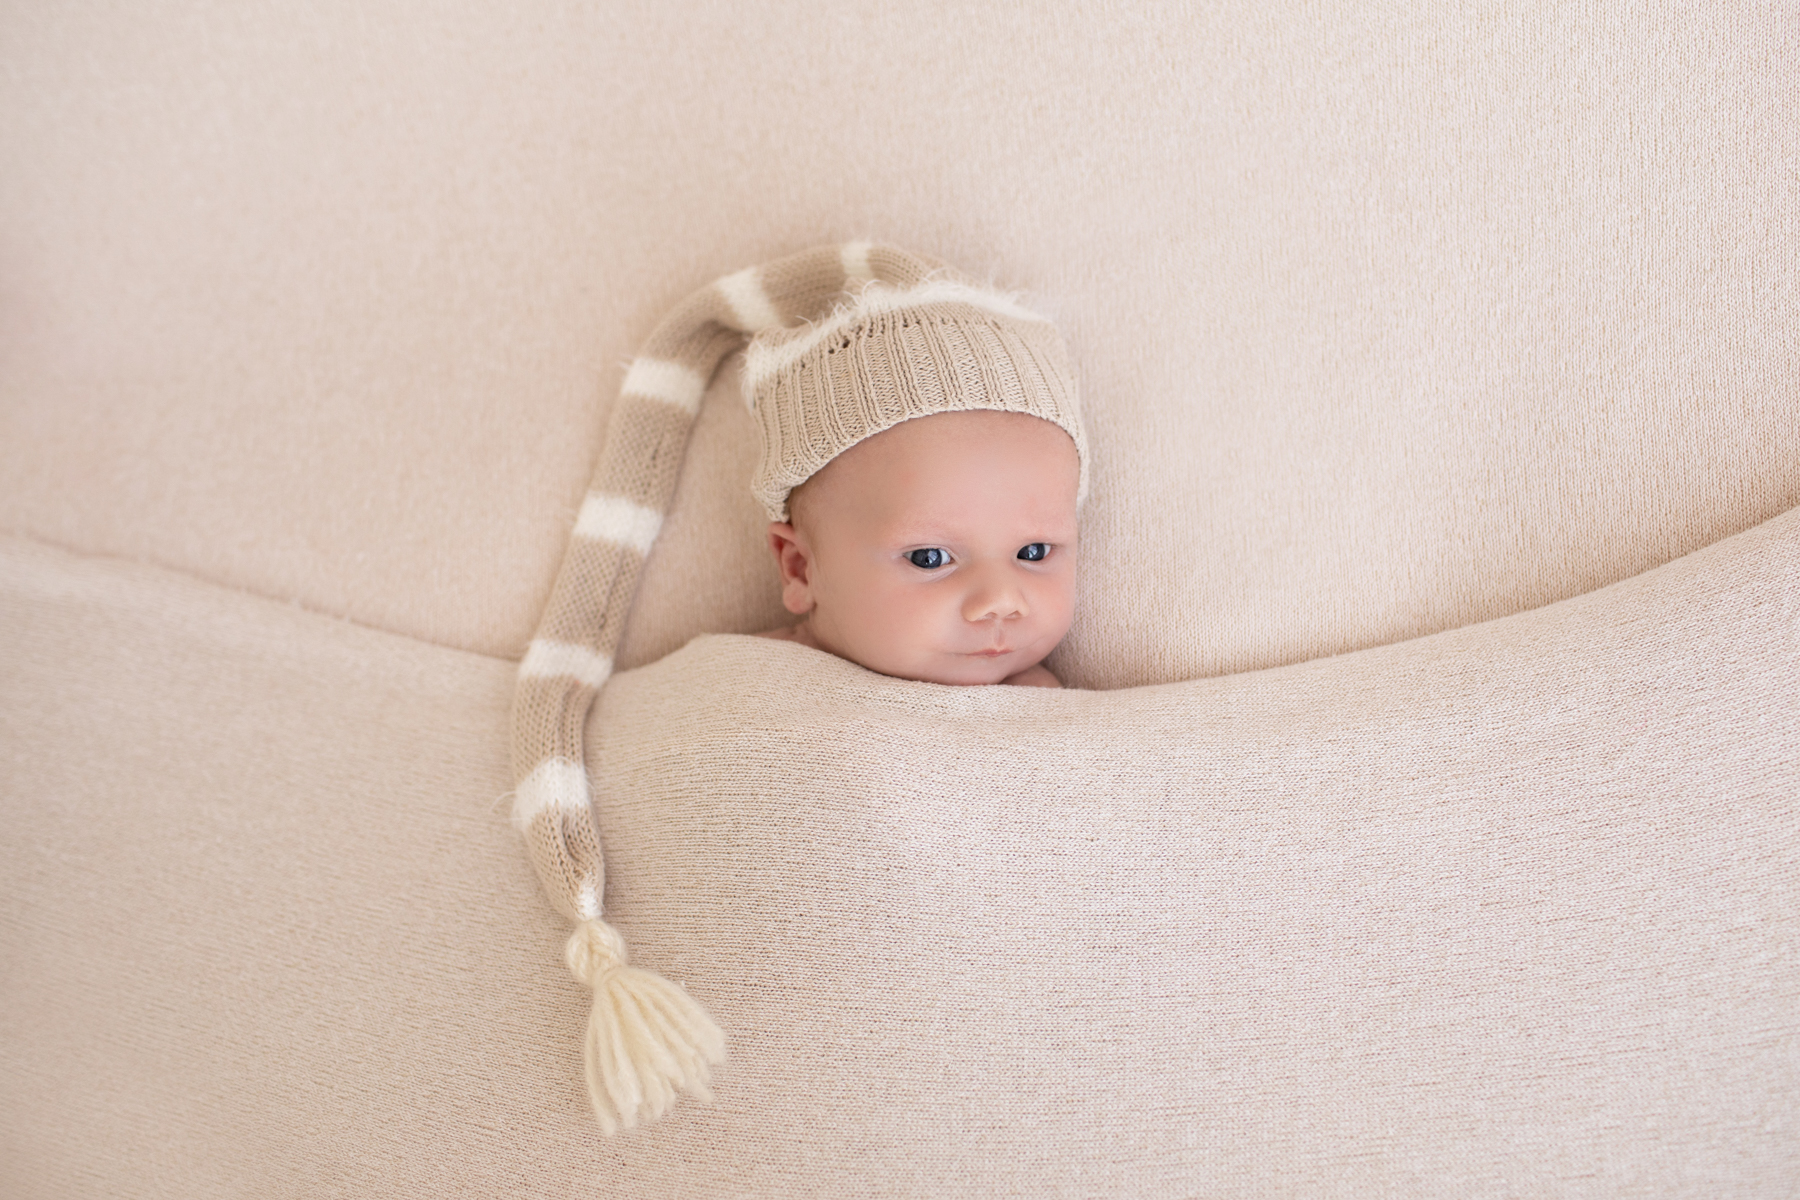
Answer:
top-left (4, 500), bottom-right (1796, 1196)
top-left (587, 511), bottom-right (1799, 1194)
top-left (2, 1), bottom-right (1797, 1196)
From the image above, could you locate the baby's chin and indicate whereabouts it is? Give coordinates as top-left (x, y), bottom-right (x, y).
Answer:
top-left (811, 623), bottom-right (1058, 687)
top-left (876, 649), bottom-right (1041, 687)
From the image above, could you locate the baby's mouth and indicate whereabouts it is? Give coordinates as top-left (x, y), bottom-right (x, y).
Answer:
top-left (969, 647), bottom-right (1013, 658)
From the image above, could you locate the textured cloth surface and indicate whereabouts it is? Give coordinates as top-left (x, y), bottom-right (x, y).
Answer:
top-left (3, 1), bottom-right (1796, 688)
top-left (3, 0), bottom-right (1798, 1192)
top-left (507, 249), bottom-right (1082, 1126)
top-left (743, 268), bottom-right (1086, 522)
top-left (0, 536), bottom-right (591, 1197)
top-left (507, 245), bottom-right (982, 1132)
top-left (5, 508), bottom-right (1796, 1196)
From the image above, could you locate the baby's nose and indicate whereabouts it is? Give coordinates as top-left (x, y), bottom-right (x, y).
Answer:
top-left (962, 569), bottom-right (1028, 623)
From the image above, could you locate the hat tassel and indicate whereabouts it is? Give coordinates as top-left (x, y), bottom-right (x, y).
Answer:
top-left (565, 919), bottom-right (726, 1134)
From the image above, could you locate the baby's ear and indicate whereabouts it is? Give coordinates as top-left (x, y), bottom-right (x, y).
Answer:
top-left (767, 523), bottom-right (815, 615)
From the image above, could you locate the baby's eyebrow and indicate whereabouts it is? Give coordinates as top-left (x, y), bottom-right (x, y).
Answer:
top-left (877, 519), bottom-right (961, 544)
top-left (880, 523), bottom-right (1072, 547)
top-left (876, 507), bottom-right (1076, 544)
top-left (882, 528), bottom-right (957, 543)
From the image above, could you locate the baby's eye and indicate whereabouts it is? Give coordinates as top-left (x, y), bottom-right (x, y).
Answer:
top-left (1017, 543), bottom-right (1049, 562)
top-left (908, 548), bottom-right (950, 570)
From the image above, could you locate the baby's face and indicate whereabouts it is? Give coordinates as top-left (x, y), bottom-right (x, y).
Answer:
top-left (770, 410), bottom-right (1080, 686)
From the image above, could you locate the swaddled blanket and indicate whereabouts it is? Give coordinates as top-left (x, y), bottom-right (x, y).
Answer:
top-left (583, 506), bottom-right (1797, 1190)
top-left (508, 240), bottom-right (1798, 1158)
top-left (511, 241), bottom-right (1082, 1129)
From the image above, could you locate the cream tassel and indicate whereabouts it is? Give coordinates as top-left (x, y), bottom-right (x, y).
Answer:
top-left (565, 918), bottom-right (726, 1133)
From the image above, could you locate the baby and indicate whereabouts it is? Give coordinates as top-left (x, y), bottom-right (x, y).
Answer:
top-left (508, 244), bottom-right (1089, 1134)
top-left (736, 263), bottom-right (1089, 687)
top-left (758, 410), bottom-right (1078, 687)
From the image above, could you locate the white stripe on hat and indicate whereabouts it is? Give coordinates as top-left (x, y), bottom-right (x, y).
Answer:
top-left (574, 881), bottom-right (600, 921)
top-left (621, 357), bottom-right (708, 415)
top-left (840, 241), bottom-right (875, 282)
top-left (512, 756), bottom-right (593, 828)
top-left (743, 279), bottom-right (1051, 388)
top-left (520, 639), bottom-right (614, 689)
top-left (717, 267), bottom-right (783, 332)
top-left (575, 493), bottom-right (664, 555)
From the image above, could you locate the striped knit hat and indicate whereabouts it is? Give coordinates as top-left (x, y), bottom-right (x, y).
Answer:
top-left (741, 252), bottom-right (1087, 522)
top-left (510, 243), bottom-right (1082, 1135)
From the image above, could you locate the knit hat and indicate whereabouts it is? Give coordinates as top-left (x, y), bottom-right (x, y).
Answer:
top-left (510, 243), bottom-right (1084, 1135)
top-left (742, 271), bottom-right (1087, 522)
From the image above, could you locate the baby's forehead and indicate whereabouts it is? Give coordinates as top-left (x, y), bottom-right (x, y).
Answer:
top-left (784, 412), bottom-right (1081, 544)
top-left (742, 266), bottom-right (1087, 525)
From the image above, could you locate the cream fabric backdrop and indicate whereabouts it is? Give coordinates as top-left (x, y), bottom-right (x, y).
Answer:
top-left (588, 510), bottom-right (1800, 1195)
top-left (2, 505), bottom-right (1794, 1196)
top-left (2, 1), bottom-right (1794, 686)
top-left (2, 0), bottom-right (1797, 1195)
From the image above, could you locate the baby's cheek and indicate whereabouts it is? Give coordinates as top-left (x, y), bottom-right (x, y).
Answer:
top-left (871, 583), bottom-right (940, 660)
top-left (1043, 575), bottom-right (1078, 632)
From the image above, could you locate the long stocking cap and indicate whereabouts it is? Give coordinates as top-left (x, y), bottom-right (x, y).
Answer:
top-left (510, 242), bottom-right (941, 1133)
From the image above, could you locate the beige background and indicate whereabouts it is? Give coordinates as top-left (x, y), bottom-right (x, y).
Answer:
top-left (3, 1), bottom-right (1797, 1195)
top-left (2, 505), bottom-right (1794, 1196)
top-left (4, 1), bottom-right (1795, 688)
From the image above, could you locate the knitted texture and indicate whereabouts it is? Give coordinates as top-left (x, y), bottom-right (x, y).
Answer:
top-left (744, 276), bottom-right (1087, 522)
top-left (512, 242), bottom-right (931, 928)
top-left (510, 242), bottom-right (1082, 1131)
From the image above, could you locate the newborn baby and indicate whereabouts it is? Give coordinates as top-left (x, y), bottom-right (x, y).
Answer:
top-left (757, 410), bottom-right (1078, 687)
top-left (508, 243), bottom-right (1089, 1133)
top-left (735, 257), bottom-right (1089, 689)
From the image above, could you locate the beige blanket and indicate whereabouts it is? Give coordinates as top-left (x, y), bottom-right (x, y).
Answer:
top-left (6, 510), bottom-right (1789, 1195)
top-left (3, 1), bottom-right (1796, 1192)
top-left (575, 503), bottom-right (1799, 1193)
